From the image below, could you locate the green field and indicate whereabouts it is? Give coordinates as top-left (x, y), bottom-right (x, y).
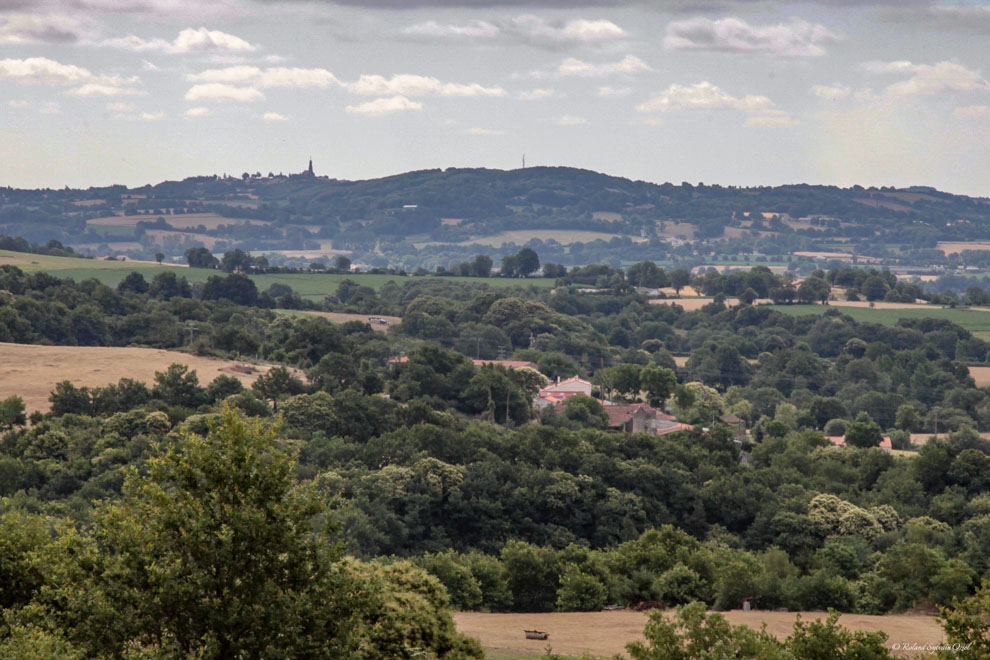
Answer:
top-left (0, 250), bottom-right (554, 299)
top-left (767, 303), bottom-right (990, 336)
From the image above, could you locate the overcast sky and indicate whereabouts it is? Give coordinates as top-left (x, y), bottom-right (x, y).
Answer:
top-left (2, 0), bottom-right (989, 196)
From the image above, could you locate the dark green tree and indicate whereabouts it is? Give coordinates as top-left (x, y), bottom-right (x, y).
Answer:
top-left (670, 269), bottom-right (691, 297)
top-left (117, 271), bottom-right (148, 295)
top-left (845, 412), bottom-right (883, 448)
top-left (252, 365), bottom-right (306, 410)
top-left (20, 406), bottom-right (366, 658)
top-left (184, 247), bottom-right (218, 269)
top-left (515, 248), bottom-right (540, 276)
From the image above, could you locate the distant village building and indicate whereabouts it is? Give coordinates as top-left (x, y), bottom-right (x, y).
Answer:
top-left (605, 404), bottom-right (657, 433)
top-left (652, 418), bottom-right (694, 436)
top-left (535, 377), bottom-right (593, 409)
top-left (290, 158), bottom-right (316, 180)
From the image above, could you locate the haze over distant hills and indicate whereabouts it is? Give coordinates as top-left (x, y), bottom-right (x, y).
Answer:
top-left (3, 166), bottom-right (990, 272)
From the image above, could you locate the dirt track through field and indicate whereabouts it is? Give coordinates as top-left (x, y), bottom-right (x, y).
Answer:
top-left (454, 610), bottom-right (943, 659)
top-left (0, 343), bottom-right (295, 412)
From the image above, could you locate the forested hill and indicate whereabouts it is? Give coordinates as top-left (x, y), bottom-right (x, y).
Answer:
top-left (6, 166), bottom-right (990, 236)
top-left (5, 166), bottom-right (990, 269)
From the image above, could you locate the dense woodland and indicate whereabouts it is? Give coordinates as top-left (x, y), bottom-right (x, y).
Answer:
top-left (2, 258), bottom-right (990, 656)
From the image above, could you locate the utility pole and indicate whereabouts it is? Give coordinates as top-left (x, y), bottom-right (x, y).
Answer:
top-left (185, 321), bottom-right (199, 345)
top-left (505, 388), bottom-right (512, 427)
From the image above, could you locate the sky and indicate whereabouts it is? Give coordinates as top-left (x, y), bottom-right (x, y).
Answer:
top-left (2, 0), bottom-right (990, 196)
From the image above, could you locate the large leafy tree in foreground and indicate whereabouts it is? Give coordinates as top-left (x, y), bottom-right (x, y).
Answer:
top-left (11, 407), bottom-right (422, 658)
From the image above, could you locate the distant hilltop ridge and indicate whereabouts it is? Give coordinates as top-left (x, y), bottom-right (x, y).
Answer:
top-left (4, 165), bottom-right (985, 203)
top-left (3, 165), bottom-right (990, 268)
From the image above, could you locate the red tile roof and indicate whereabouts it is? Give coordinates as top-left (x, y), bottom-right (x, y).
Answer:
top-left (605, 404), bottom-right (656, 427)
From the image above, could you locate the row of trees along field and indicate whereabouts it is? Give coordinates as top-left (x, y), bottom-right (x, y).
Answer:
top-left (1, 261), bottom-right (990, 654)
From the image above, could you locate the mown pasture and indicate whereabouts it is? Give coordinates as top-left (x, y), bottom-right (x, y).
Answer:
top-left (0, 250), bottom-right (555, 299)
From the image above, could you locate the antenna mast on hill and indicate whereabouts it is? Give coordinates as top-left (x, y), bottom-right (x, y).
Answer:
top-left (522, 154), bottom-right (526, 169)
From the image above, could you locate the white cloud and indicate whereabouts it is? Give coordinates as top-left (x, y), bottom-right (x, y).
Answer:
top-left (637, 81), bottom-right (795, 127)
top-left (184, 83), bottom-right (263, 102)
top-left (402, 15), bottom-right (625, 48)
top-left (558, 54), bottom-right (649, 77)
top-left (0, 14), bottom-right (94, 45)
top-left (637, 81), bottom-right (772, 113)
top-left (466, 127), bottom-right (505, 135)
top-left (811, 84), bottom-right (851, 100)
top-left (104, 27), bottom-right (254, 54)
top-left (40, 102), bottom-right (60, 115)
top-left (348, 74), bottom-right (504, 97)
top-left (554, 115), bottom-right (588, 126)
top-left (954, 105), bottom-right (990, 119)
top-left (107, 102), bottom-right (135, 112)
top-left (599, 85), bottom-right (632, 97)
top-left (139, 111), bottom-right (165, 120)
top-left (560, 18), bottom-right (626, 42)
top-left (184, 106), bottom-right (211, 117)
top-left (67, 83), bottom-right (145, 97)
top-left (664, 17), bottom-right (838, 57)
top-left (862, 60), bottom-right (989, 97)
top-left (518, 88), bottom-right (553, 100)
top-left (0, 57), bottom-right (143, 97)
top-left (189, 66), bottom-right (340, 88)
top-left (262, 112), bottom-right (287, 121)
top-left (403, 19), bottom-right (500, 40)
top-left (0, 57), bottom-right (92, 84)
top-left (512, 15), bottom-right (626, 45)
top-left (345, 95), bottom-right (422, 116)
top-left (7, 100), bottom-right (29, 108)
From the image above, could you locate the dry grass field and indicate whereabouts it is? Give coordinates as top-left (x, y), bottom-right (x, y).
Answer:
top-left (968, 365), bottom-right (990, 386)
top-left (0, 343), bottom-right (296, 412)
top-left (591, 212), bottom-right (623, 222)
top-left (0, 255), bottom-right (36, 266)
top-left (937, 241), bottom-right (990, 255)
top-left (829, 300), bottom-right (924, 309)
top-left (650, 297), bottom-right (771, 311)
top-left (298, 311), bottom-right (401, 332)
top-left (656, 285), bottom-right (700, 297)
top-left (854, 197), bottom-right (914, 213)
top-left (252, 248), bottom-right (351, 259)
top-left (73, 241), bottom-right (145, 252)
top-left (142, 230), bottom-right (221, 249)
top-left (464, 230), bottom-right (645, 248)
top-left (454, 610), bottom-right (943, 659)
top-left (655, 221), bottom-right (697, 239)
top-left (86, 213), bottom-right (267, 229)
